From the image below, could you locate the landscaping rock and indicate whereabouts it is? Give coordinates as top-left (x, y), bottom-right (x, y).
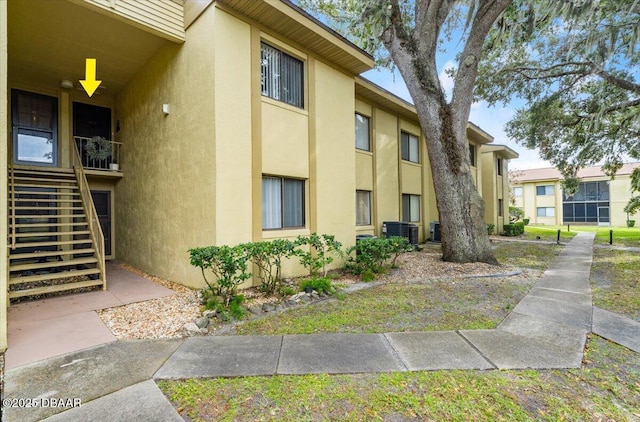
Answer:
top-left (195, 317), bottom-right (210, 329)
top-left (202, 310), bottom-right (217, 319)
top-left (183, 323), bottom-right (202, 336)
top-left (248, 305), bottom-right (263, 315)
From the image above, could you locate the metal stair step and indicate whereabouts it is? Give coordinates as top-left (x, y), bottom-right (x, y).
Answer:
top-left (10, 183), bottom-right (78, 190)
top-left (9, 268), bottom-right (101, 285)
top-left (10, 176), bottom-right (77, 184)
top-left (8, 190), bottom-right (80, 197)
top-left (10, 214), bottom-right (87, 220)
top-left (9, 248), bottom-right (96, 260)
top-left (14, 230), bottom-right (90, 238)
top-left (9, 239), bottom-right (93, 249)
top-left (9, 279), bottom-right (104, 299)
top-left (13, 198), bottom-right (82, 203)
top-left (13, 222), bottom-right (88, 229)
top-left (10, 257), bottom-right (98, 272)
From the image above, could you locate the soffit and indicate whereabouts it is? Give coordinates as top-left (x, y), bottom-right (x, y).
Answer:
top-left (217, 0), bottom-right (373, 75)
top-left (355, 77), bottom-right (418, 122)
top-left (8, 0), bottom-right (167, 97)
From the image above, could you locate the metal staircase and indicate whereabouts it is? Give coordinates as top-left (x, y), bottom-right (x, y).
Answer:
top-left (7, 165), bottom-right (106, 300)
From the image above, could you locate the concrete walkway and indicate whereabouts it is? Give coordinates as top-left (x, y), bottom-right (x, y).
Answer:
top-left (4, 232), bottom-right (640, 422)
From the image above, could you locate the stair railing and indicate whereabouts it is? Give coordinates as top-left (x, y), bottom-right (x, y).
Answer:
top-left (9, 163), bottom-right (16, 249)
top-left (72, 142), bottom-right (107, 290)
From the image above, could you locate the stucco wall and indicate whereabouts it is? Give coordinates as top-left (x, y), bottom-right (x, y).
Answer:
top-left (374, 108), bottom-right (400, 228)
top-left (1, 0), bottom-right (8, 351)
top-left (609, 177), bottom-right (633, 226)
top-left (114, 5), bottom-right (216, 288)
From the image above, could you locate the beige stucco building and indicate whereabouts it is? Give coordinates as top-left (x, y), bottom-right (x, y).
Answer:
top-left (481, 145), bottom-right (519, 234)
top-left (511, 163), bottom-right (640, 227)
top-left (0, 0), bottom-right (515, 351)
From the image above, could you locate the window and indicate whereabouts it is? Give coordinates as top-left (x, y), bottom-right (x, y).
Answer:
top-left (401, 132), bottom-right (419, 163)
top-left (402, 194), bottom-right (421, 222)
top-left (260, 42), bottom-right (304, 108)
top-left (513, 187), bottom-right (523, 197)
top-left (537, 207), bottom-right (555, 217)
top-left (356, 190), bottom-right (371, 225)
top-left (497, 158), bottom-right (503, 176)
top-left (355, 114), bottom-right (370, 151)
top-left (262, 176), bottom-right (305, 229)
top-left (536, 185), bottom-right (554, 196)
top-left (469, 144), bottom-right (476, 166)
top-left (498, 199), bottom-right (503, 217)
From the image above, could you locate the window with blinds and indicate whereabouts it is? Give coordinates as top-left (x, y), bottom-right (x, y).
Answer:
top-left (261, 42), bottom-right (304, 108)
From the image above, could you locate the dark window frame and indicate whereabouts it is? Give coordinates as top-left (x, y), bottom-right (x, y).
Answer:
top-left (401, 131), bottom-right (420, 163)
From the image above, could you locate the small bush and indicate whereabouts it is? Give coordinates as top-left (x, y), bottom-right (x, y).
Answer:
top-left (487, 223), bottom-right (496, 235)
top-left (228, 295), bottom-right (247, 319)
top-left (244, 239), bottom-right (298, 296)
top-left (346, 236), bottom-right (412, 279)
top-left (628, 220), bottom-right (636, 228)
top-left (188, 245), bottom-right (252, 306)
top-left (295, 233), bottom-right (343, 277)
top-left (502, 222), bottom-right (525, 237)
top-left (299, 277), bottom-right (334, 294)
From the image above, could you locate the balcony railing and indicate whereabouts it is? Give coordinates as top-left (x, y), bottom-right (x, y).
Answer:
top-left (74, 136), bottom-right (122, 171)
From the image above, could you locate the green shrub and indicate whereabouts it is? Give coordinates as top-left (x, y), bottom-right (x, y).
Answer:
top-left (509, 206), bottom-right (524, 222)
top-left (487, 223), bottom-right (496, 235)
top-left (228, 295), bottom-right (247, 320)
top-left (514, 221), bottom-right (525, 235)
top-left (628, 220), bottom-right (636, 228)
top-left (188, 244), bottom-right (252, 306)
top-left (523, 218), bottom-right (530, 225)
top-left (244, 239), bottom-right (298, 296)
top-left (295, 233), bottom-right (343, 277)
top-left (299, 277), bottom-right (334, 294)
top-left (503, 222), bottom-right (525, 237)
top-left (346, 236), bottom-right (412, 279)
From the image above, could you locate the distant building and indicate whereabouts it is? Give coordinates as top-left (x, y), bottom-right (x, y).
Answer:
top-left (511, 163), bottom-right (640, 226)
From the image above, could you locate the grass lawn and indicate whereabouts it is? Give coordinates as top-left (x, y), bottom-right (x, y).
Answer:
top-left (520, 225), bottom-right (640, 246)
top-left (159, 336), bottom-right (640, 421)
top-left (591, 248), bottom-right (640, 321)
top-left (158, 241), bottom-right (640, 420)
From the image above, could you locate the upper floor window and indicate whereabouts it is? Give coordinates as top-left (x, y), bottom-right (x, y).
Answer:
top-left (355, 113), bottom-right (370, 151)
top-left (401, 132), bottom-right (419, 163)
top-left (469, 144), bottom-right (476, 166)
top-left (513, 187), bottom-right (523, 197)
top-left (497, 158), bottom-right (503, 175)
top-left (260, 42), bottom-right (304, 108)
top-left (536, 185), bottom-right (554, 196)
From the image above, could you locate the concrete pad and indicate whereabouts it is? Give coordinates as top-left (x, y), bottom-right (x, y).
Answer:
top-left (498, 312), bottom-right (588, 350)
top-left (154, 335), bottom-right (282, 379)
top-left (5, 311), bottom-right (117, 369)
top-left (3, 339), bottom-right (183, 422)
top-left (7, 290), bottom-right (122, 324)
top-left (278, 333), bottom-right (405, 375)
top-left (106, 262), bottom-right (175, 304)
top-left (460, 330), bottom-right (583, 369)
top-left (512, 295), bottom-right (592, 330)
top-left (592, 307), bottom-right (640, 353)
top-left (526, 287), bottom-right (592, 306)
top-left (42, 380), bottom-right (183, 422)
top-left (385, 331), bottom-right (494, 370)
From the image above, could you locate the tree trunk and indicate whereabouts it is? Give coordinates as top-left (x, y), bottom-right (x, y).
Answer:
top-left (379, 0), bottom-right (509, 265)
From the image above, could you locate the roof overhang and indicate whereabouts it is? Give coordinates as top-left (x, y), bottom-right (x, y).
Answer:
top-left (467, 122), bottom-right (494, 144)
top-left (482, 144), bottom-right (519, 159)
top-left (355, 77), bottom-right (418, 121)
top-left (217, 0), bottom-right (374, 75)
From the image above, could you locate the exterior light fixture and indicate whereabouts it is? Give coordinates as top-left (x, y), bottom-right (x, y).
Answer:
top-left (61, 80), bottom-right (75, 89)
top-left (162, 103), bottom-right (170, 115)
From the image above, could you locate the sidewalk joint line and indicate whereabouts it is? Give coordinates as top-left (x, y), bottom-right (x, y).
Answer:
top-left (381, 333), bottom-right (409, 372)
top-left (274, 335), bottom-right (284, 375)
top-left (456, 331), bottom-right (498, 370)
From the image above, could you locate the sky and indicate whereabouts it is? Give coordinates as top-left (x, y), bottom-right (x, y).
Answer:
top-left (361, 66), bottom-right (552, 171)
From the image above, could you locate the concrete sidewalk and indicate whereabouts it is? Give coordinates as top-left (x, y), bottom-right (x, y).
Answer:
top-left (4, 232), bottom-right (640, 422)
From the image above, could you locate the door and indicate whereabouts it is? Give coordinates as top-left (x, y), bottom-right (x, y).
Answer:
top-left (12, 90), bottom-right (58, 166)
top-left (91, 191), bottom-right (112, 256)
top-left (73, 102), bottom-right (112, 169)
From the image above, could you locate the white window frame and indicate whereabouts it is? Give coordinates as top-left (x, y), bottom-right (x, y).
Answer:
top-left (355, 113), bottom-right (370, 151)
top-left (537, 207), bottom-right (555, 217)
top-left (262, 176), bottom-right (305, 230)
top-left (402, 194), bottom-right (421, 222)
top-left (536, 185), bottom-right (554, 196)
top-left (401, 132), bottom-right (419, 163)
top-left (356, 190), bottom-right (372, 226)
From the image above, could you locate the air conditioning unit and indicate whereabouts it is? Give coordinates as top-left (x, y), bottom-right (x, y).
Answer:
top-left (382, 221), bottom-right (410, 238)
top-left (429, 221), bottom-right (441, 242)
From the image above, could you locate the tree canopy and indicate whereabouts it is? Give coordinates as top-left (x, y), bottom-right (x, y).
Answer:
top-left (475, 0), bottom-right (640, 214)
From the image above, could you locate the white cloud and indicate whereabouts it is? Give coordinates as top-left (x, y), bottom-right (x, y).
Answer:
top-left (438, 60), bottom-right (456, 101)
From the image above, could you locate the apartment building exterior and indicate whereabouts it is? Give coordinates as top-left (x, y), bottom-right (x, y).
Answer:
top-left (511, 163), bottom-right (640, 226)
top-left (0, 0), bottom-right (516, 351)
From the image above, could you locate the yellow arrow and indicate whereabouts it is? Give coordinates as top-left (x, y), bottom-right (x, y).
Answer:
top-left (79, 58), bottom-right (102, 97)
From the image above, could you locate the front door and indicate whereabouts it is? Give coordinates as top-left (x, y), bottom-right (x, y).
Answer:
top-left (12, 90), bottom-right (58, 166)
